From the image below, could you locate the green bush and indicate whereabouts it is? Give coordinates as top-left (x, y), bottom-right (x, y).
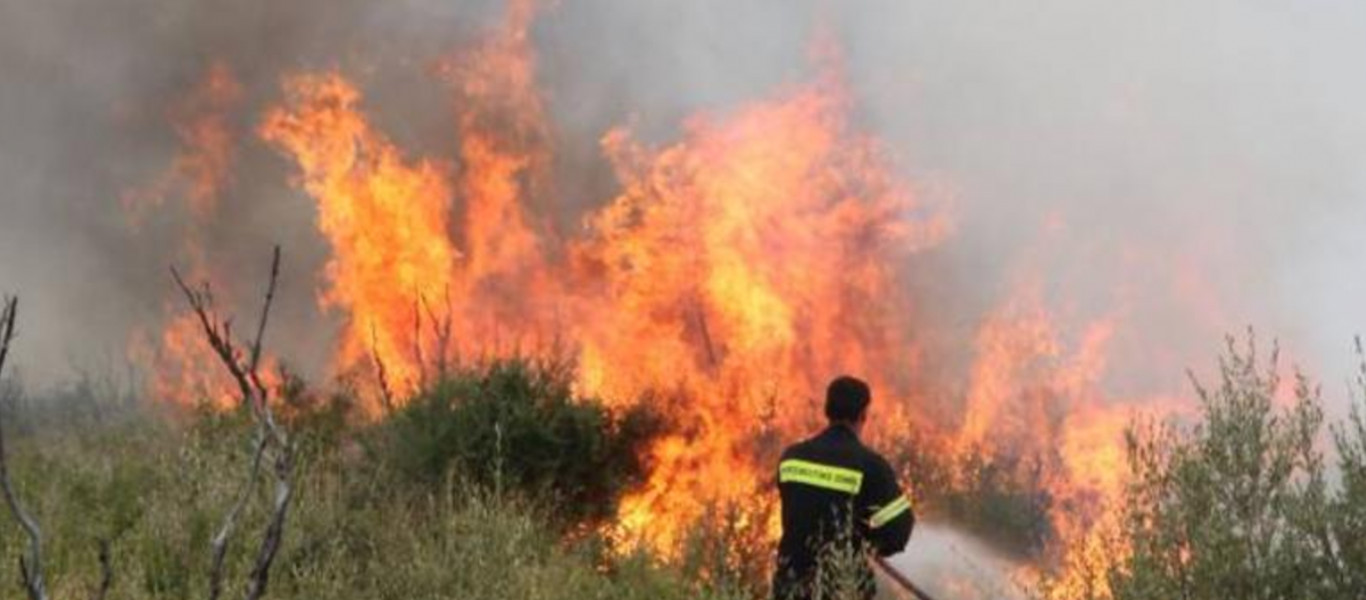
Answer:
top-left (1326, 341), bottom-right (1366, 593)
top-left (376, 357), bottom-right (662, 525)
top-left (0, 376), bottom-right (733, 600)
top-left (1041, 335), bottom-right (1366, 600)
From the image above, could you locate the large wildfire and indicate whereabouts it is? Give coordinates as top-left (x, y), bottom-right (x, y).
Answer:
top-left (124, 1), bottom-right (1217, 597)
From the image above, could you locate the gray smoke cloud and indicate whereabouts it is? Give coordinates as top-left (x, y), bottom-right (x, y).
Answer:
top-left (0, 0), bottom-right (1363, 422)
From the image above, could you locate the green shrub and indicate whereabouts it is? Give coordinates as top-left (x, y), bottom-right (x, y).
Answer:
top-left (1041, 335), bottom-right (1366, 600)
top-left (377, 357), bottom-right (662, 525)
top-left (1326, 340), bottom-right (1366, 593)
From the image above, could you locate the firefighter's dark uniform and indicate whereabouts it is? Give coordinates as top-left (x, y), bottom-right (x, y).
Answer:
top-left (773, 424), bottom-right (914, 600)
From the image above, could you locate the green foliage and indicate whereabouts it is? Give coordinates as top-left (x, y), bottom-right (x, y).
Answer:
top-left (809, 538), bottom-right (876, 600)
top-left (1062, 334), bottom-right (1366, 600)
top-left (377, 357), bottom-right (661, 525)
top-left (1324, 339), bottom-right (1366, 593)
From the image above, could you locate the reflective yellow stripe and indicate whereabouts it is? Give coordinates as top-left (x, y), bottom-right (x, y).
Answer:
top-left (869, 495), bottom-right (912, 528)
top-left (779, 459), bottom-right (864, 494)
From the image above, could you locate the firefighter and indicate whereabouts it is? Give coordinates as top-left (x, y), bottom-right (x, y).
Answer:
top-left (773, 376), bottom-right (914, 600)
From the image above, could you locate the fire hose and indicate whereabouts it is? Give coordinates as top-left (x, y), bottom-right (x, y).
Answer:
top-left (871, 556), bottom-right (939, 600)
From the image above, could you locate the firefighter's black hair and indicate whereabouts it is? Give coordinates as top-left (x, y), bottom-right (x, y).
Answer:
top-left (824, 376), bottom-right (871, 423)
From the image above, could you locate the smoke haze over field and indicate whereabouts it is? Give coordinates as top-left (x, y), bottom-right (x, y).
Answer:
top-left (1, 0), bottom-right (1364, 420)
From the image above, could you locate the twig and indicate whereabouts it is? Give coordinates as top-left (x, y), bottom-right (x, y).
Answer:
top-left (419, 287), bottom-right (454, 381)
top-left (412, 295), bottom-right (426, 392)
top-left (692, 301), bottom-right (718, 369)
top-left (0, 297), bottom-right (47, 600)
top-left (248, 247), bottom-right (280, 378)
top-left (371, 323), bottom-right (394, 414)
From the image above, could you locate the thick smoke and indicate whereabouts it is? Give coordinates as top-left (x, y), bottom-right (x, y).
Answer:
top-left (2, 0), bottom-right (1364, 413)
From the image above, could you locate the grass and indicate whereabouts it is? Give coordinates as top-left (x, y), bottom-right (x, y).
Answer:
top-left (0, 367), bottom-right (750, 600)
top-left (31, 338), bottom-right (1357, 600)
top-left (0, 356), bottom-right (1068, 600)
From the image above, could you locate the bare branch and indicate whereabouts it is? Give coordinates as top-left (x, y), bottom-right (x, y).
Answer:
top-left (173, 247), bottom-right (294, 600)
top-left (248, 247), bottom-right (281, 376)
top-left (171, 269), bottom-right (255, 411)
top-left (244, 452), bottom-right (294, 600)
top-left (207, 434), bottom-right (267, 600)
top-left (0, 297), bottom-right (47, 600)
top-left (0, 297), bottom-right (14, 379)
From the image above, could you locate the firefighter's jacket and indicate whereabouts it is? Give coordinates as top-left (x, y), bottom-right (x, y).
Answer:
top-left (772, 424), bottom-right (914, 600)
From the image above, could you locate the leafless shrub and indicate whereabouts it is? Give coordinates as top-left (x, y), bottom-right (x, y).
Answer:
top-left (172, 246), bottom-right (295, 600)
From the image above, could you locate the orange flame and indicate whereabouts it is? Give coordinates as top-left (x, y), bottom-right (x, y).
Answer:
top-left (260, 73), bottom-right (459, 402)
top-left (132, 3), bottom-right (1203, 590)
top-left (126, 62), bottom-right (248, 408)
top-left (261, 34), bottom-right (950, 546)
top-left (574, 68), bottom-right (950, 549)
top-left (123, 60), bottom-right (242, 226)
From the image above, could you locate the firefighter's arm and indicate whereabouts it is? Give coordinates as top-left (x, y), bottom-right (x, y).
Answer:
top-left (865, 458), bottom-right (914, 556)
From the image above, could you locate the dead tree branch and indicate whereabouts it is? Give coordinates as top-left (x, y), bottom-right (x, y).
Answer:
top-left (207, 433), bottom-right (267, 600)
top-left (0, 296), bottom-right (48, 600)
top-left (0, 297), bottom-right (14, 387)
top-left (245, 452), bottom-right (294, 600)
top-left (174, 247), bottom-right (294, 600)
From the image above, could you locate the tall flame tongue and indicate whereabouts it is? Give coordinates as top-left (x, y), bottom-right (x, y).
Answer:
top-left (123, 61), bottom-right (242, 225)
top-left (261, 0), bottom-right (559, 402)
top-left (260, 74), bottom-right (458, 402)
top-left (575, 68), bottom-right (949, 549)
top-left (445, 0), bottom-right (550, 288)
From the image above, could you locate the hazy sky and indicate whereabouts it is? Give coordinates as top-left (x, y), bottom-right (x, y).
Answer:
top-left (1, 0), bottom-right (1363, 414)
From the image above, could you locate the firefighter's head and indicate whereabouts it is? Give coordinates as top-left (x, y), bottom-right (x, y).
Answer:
top-left (825, 375), bottom-right (871, 433)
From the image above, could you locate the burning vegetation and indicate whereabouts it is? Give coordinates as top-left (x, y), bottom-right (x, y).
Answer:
top-left (120, 0), bottom-right (1226, 595)
top-left (1, 0), bottom-right (1363, 599)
